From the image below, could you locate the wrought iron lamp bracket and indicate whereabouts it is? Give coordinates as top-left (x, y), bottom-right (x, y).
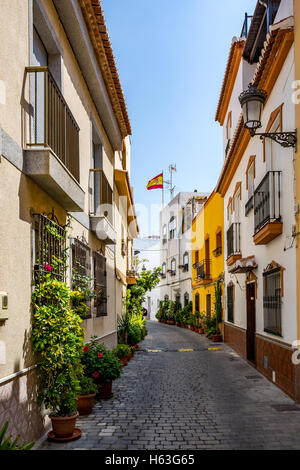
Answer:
top-left (249, 129), bottom-right (297, 150)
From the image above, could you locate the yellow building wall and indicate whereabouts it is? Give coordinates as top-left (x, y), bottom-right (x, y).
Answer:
top-left (192, 192), bottom-right (224, 316)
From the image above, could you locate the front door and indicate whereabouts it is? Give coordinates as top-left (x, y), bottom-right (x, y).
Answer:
top-left (246, 283), bottom-right (256, 364)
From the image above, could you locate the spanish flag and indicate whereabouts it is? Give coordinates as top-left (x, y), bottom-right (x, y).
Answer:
top-left (146, 173), bottom-right (163, 190)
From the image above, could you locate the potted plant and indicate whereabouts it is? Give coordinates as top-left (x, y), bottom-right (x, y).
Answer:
top-left (114, 344), bottom-right (131, 367)
top-left (81, 338), bottom-right (122, 399)
top-left (77, 376), bottom-right (98, 415)
top-left (213, 275), bottom-right (224, 342)
top-left (31, 275), bottom-right (84, 442)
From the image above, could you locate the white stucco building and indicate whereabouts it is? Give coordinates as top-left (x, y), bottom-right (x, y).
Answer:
top-left (216, 0), bottom-right (298, 399)
top-left (159, 192), bottom-right (208, 308)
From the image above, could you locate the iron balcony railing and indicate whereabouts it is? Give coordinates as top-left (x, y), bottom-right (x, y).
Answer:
top-left (26, 67), bottom-right (80, 182)
top-left (213, 246), bottom-right (222, 258)
top-left (227, 223), bottom-right (241, 259)
top-left (254, 171), bottom-right (281, 234)
top-left (89, 169), bottom-right (113, 225)
top-left (196, 259), bottom-right (211, 281)
top-left (245, 195), bottom-right (254, 216)
top-left (240, 12), bottom-right (253, 38)
top-left (225, 139), bottom-right (231, 157)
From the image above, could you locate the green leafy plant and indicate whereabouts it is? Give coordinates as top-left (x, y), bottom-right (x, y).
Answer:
top-left (214, 275), bottom-right (224, 324)
top-left (78, 376), bottom-right (98, 396)
top-left (81, 338), bottom-right (122, 383)
top-left (31, 274), bottom-right (84, 417)
top-left (0, 422), bottom-right (34, 450)
top-left (114, 344), bottom-right (131, 359)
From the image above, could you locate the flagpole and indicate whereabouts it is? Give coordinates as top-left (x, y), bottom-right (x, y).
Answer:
top-left (162, 170), bottom-right (164, 209)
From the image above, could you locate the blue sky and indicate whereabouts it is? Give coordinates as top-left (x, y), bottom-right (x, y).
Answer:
top-left (102, 0), bottom-right (258, 236)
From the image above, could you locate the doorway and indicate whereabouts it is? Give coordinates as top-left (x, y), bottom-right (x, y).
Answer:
top-left (246, 282), bottom-right (256, 365)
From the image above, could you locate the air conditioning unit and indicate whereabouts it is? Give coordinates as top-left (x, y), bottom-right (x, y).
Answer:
top-left (0, 292), bottom-right (8, 320)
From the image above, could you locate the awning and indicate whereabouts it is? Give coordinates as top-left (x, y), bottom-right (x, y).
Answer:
top-left (228, 256), bottom-right (257, 274)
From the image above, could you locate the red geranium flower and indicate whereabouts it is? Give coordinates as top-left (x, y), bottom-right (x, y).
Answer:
top-left (93, 371), bottom-right (100, 379)
top-left (98, 353), bottom-right (103, 358)
top-left (83, 345), bottom-right (89, 353)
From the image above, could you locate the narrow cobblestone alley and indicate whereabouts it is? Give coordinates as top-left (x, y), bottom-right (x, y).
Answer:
top-left (39, 322), bottom-right (300, 450)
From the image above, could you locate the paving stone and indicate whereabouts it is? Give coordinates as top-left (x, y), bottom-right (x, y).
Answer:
top-left (38, 321), bottom-right (300, 450)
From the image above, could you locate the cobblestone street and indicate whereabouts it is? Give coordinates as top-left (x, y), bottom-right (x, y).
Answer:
top-left (39, 321), bottom-right (300, 450)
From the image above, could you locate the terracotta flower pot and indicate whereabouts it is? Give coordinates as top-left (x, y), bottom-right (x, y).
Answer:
top-left (199, 328), bottom-right (204, 334)
top-left (120, 357), bottom-right (128, 367)
top-left (99, 380), bottom-right (113, 399)
top-left (50, 412), bottom-right (79, 439)
top-left (77, 394), bottom-right (96, 415)
top-left (212, 334), bottom-right (223, 343)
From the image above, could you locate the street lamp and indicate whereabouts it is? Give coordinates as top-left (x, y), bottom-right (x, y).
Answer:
top-left (239, 83), bottom-right (297, 149)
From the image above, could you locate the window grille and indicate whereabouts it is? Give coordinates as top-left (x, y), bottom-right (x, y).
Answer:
top-left (33, 213), bottom-right (67, 284)
top-left (263, 268), bottom-right (282, 336)
top-left (72, 237), bottom-right (91, 318)
top-left (227, 285), bottom-right (234, 323)
top-left (93, 252), bottom-right (107, 317)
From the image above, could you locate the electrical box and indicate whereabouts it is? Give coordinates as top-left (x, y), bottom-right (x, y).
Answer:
top-left (0, 292), bottom-right (8, 320)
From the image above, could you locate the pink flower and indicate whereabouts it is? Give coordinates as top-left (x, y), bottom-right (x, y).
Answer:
top-left (83, 346), bottom-right (89, 353)
top-left (43, 264), bottom-right (53, 272)
top-left (93, 371), bottom-right (100, 379)
top-left (98, 353), bottom-right (103, 359)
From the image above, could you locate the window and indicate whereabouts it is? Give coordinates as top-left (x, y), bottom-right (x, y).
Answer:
top-left (162, 262), bottom-right (167, 278)
top-left (121, 224), bottom-right (127, 257)
top-left (72, 238), bottom-right (91, 318)
top-left (233, 184), bottom-right (241, 223)
top-left (227, 285), bottom-right (234, 323)
top-left (169, 216), bottom-right (177, 240)
top-left (171, 258), bottom-right (176, 276)
top-left (175, 294), bottom-right (181, 306)
top-left (213, 230), bottom-right (222, 257)
top-left (225, 112), bottom-right (232, 156)
top-left (162, 225), bottom-right (167, 244)
top-left (183, 252), bottom-right (189, 272)
top-left (33, 213), bottom-right (67, 284)
top-left (227, 198), bottom-right (233, 222)
top-left (263, 268), bottom-right (282, 336)
top-left (195, 250), bottom-right (199, 265)
top-left (184, 292), bottom-right (189, 307)
top-left (245, 156), bottom-right (256, 216)
top-left (93, 252), bottom-right (107, 317)
top-left (194, 293), bottom-right (200, 313)
top-left (206, 294), bottom-right (211, 318)
top-left (164, 295), bottom-right (169, 302)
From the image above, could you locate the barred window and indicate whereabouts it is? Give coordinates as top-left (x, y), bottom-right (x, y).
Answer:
top-left (72, 238), bottom-right (91, 318)
top-left (94, 252), bottom-right (107, 317)
top-left (33, 213), bottom-right (67, 284)
top-left (263, 268), bottom-right (282, 336)
top-left (206, 294), bottom-right (212, 318)
top-left (227, 285), bottom-right (234, 323)
top-left (184, 292), bottom-right (189, 307)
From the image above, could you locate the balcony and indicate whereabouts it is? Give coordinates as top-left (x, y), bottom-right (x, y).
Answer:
top-left (213, 246), bottom-right (222, 258)
top-left (89, 169), bottom-right (116, 244)
top-left (227, 223), bottom-right (241, 266)
top-left (196, 259), bottom-right (211, 284)
top-left (253, 171), bottom-right (282, 245)
top-left (24, 67), bottom-right (84, 212)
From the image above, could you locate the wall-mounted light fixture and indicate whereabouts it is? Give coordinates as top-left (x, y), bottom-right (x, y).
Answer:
top-left (239, 84), bottom-right (297, 149)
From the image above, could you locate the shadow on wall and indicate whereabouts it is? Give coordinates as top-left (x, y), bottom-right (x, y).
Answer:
top-left (0, 359), bottom-right (49, 442)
